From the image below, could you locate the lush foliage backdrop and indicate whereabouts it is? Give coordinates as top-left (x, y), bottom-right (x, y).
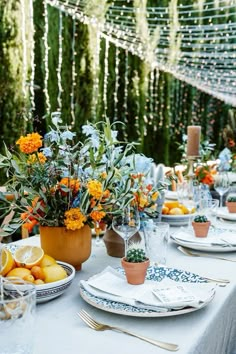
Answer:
top-left (0, 0), bottom-right (234, 185)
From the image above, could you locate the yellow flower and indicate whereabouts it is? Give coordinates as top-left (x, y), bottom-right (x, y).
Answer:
top-left (27, 152), bottom-right (47, 164)
top-left (139, 194), bottom-right (148, 208)
top-left (64, 208), bottom-right (86, 230)
top-left (151, 191), bottom-right (159, 201)
top-left (87, 180), bottom-right (103, 200)
top-left (16, 132), bottom-right (43, 154)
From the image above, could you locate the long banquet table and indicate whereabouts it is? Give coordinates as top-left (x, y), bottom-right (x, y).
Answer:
top-left (9, 232), bottom-right (236, 354)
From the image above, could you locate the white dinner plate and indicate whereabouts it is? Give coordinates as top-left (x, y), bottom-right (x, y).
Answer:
top-left (161, 213), bottom-right (195, 226)
top-left (171, 230), bottom-right (236, 253)
top-left (79, 266), bottom-right (215, 317)
top-left (164, 191), bottom-right (178, 200)
top-left (216, 207), bottom-right (236, 221)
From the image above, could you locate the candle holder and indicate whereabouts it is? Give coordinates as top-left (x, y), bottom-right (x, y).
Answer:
top-left (186, 156), bottom-right (199, 198)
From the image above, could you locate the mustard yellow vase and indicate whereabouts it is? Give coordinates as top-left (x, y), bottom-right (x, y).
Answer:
top-left (39, 225), bottom-right (92, 271)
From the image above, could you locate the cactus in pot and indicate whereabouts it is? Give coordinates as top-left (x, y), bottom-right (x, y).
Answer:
top-left (192, 214), bottom-right (211, 237)
top-left (121, 243), bottom-right (150, 285)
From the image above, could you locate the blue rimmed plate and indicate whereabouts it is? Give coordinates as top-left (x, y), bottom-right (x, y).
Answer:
top-left (79, 266), bottom-right (215, 317)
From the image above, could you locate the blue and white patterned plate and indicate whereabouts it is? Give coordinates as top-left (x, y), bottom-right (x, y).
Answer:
top-left (79, 266), bottom-right (214, 317)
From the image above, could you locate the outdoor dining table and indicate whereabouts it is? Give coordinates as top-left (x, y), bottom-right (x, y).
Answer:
top-left (8, 230), bottom-right (236, 354)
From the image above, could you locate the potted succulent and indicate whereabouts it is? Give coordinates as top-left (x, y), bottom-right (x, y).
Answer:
top-left (192, 215), bottom-right (211, 238)
top-left (226, 196), bottom-right (236, 213)
top-left (121, 244), bottom-right (150, 285)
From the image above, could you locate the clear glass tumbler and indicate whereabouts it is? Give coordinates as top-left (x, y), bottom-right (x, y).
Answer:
top-left (0, 277), bottom-right (36, 354)
top-left (145, 220), bottom-right (170, 266)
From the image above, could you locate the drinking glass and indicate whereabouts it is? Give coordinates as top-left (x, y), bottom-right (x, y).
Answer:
top-left (199, 198), bottom-right (219, 225)
top-left (112, 207), bottom-right (140, 257)
top-left (0, 277), bottom-right (36, 354)
top-left (177, 181), bottom-right (198, 227)
top-left (214, 172), bottom-right (230, 207)
top-left (145, 221), bottom-right (169, 266)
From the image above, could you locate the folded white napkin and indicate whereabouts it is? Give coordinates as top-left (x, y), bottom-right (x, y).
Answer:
top-left (80, 266), bottom-right (216, 312)
top-left (173, 229), bottom-right (236, 247)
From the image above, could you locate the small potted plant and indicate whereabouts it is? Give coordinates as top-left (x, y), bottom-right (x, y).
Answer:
top-left (192, 215), bottom-right (211, 238)
top-left (121, 244), bottom-right (150, 285)
top-left (226, 195), bottom-right (236, 213)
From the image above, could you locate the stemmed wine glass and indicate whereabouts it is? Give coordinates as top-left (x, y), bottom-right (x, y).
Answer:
top-left (214, 172), bottom-right (230, 208)
top-left (112, 207), bottom-right (140, 257)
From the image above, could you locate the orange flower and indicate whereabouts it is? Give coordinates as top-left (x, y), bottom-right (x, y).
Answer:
top-left (59, 177), bottom-right (80, 194)
top-left (90, 207), bottom-right (106, 222)
top-left (64, 208), bottom-right (86, 230)
top-left (27, 152), bottom-right (46, 164)
top-left (16, 132), bottom-right (43, 154)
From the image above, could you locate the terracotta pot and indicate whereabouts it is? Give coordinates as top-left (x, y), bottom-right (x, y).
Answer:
top-left (103, 229), bottom-right (142, 258)
top-left (226, 202), bottom-right (236, 213)
top-left (192, 221), bottom-right (211, 238)
top-left (121, 258), bottom-right (150, 285)
top-left (39, 225), bottom-right (92, 270)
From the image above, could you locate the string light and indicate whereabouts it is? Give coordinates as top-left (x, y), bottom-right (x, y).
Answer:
top-left (57, 9), bottom-right (63, 111)
top-left (43, 0), bottom-right (51, 115)
top-left (102, 37), bottom-right (109, 118)
top-left (113, 46), bottom-right (120, 121)
top-left (20, 0), bottom-right (27, 100)
top-left (29, 0), bottom-right (35, 116)
top-left (70, 16), bottom-right (77, 125)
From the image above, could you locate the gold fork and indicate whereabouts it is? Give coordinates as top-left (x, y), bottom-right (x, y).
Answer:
top-left (78, 309), bottom-right (179, 352)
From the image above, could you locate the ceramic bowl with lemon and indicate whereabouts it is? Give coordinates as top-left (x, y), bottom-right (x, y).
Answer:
top-left (0, 246), bottom-right (75, 303)
top-left (161, 201), bottom-right (196, 226)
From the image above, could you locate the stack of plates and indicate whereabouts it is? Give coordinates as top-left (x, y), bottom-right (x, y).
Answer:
top-left (161, 213), bottom-right (194, 226)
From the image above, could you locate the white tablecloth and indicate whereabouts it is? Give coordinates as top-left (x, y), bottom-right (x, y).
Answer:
top-left (9, 234), bottom-right (236, 354)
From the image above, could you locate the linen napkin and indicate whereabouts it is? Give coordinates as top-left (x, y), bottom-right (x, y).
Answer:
top-left (172, 229), bottom-right (236, 247)
top-left (80, 266), bottom-right (216, 312)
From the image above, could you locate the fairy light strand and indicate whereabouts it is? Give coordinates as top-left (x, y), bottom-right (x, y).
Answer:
top-left (43, 0), bottom-right (51, 115)
top-left (29, 0), bottom-right (35, 116)
top-left (57, 9), bottom-right (63, 110)
top-left (20, 0), bottom-right (27, 100)
top-left (70, 16), bottom-right (76, 125)
top-left (103, 37), bottom-right (109, 118)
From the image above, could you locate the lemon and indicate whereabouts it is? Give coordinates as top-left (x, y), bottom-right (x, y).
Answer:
top-left (169, 207), bottom-right (184, 215)
top-left (39, 254), bottom-right (57, 268)
top-left (6, 267), bottom-right (31, 279)
top-left (31, 265), bottom-right (45, 280)
top-left (0, 248), bottom-right (15, 276)
top-left (14, 246), bottom-right (44, 269)
top-left (42, 264), bottom-right (67, 283)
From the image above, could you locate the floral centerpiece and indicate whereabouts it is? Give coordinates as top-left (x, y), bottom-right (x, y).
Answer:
top-left (0, 114), bottom-right (166, 237)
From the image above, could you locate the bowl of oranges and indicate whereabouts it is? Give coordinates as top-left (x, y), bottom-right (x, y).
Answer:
top-left (161, 201), bottom-right (196, 226)
top-left (0, 245), bottom-right (75, 303)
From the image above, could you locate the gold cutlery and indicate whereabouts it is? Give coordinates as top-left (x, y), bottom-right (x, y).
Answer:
top-left (178, 245), bottom-right (236, 264)
top-left (78, 309), bottom-right (179, 351)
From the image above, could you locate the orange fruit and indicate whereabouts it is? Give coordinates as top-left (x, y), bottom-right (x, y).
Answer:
top-left (23, 274), bottom-right (35, 283)
top-left (6, 267), bottom-right (31, 279)
top-left (162, 206), bottom-right (169, 215)
top-left (0, 248), bottom-right (16, 276)
top-left (14, 246), bottom-right (44, 269)
top-left (31, 265), bottom-right (45, 280)
top-left (169, 207), bottom-right (184, 215)
top-left (39, 254), bottom-right (56, 268)
top-left (164, 201), bottom-right (180, 210)
top-left (34, 279), bottom-right (45, 285)
top-left (42, 264), bottom-right (67, 283)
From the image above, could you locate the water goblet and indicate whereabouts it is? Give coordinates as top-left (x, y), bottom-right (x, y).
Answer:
top-left (214, 172), bottom-right (230, 207)
top-left (112, 207), bottom-right (140, 257)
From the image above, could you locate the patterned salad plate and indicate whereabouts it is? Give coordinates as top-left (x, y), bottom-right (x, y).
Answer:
top-left (79, 266), bottom-right (215, 317)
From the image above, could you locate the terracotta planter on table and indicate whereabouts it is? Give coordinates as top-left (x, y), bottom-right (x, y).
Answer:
top-left (226, 202), bottom-right (236, 213)
top-left (121, 258), bottom-right (150, 285)
top-left (39, 225), bottom-right (92, 270)
top-left (192, 221), bottom-right (211, 238)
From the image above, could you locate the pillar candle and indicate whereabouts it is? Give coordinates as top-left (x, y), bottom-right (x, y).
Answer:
top-left (187, 126), bottom-right (201, 157)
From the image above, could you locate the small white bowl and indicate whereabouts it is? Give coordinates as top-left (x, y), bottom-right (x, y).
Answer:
top-left (35, 261), bottom-right (75, 303)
